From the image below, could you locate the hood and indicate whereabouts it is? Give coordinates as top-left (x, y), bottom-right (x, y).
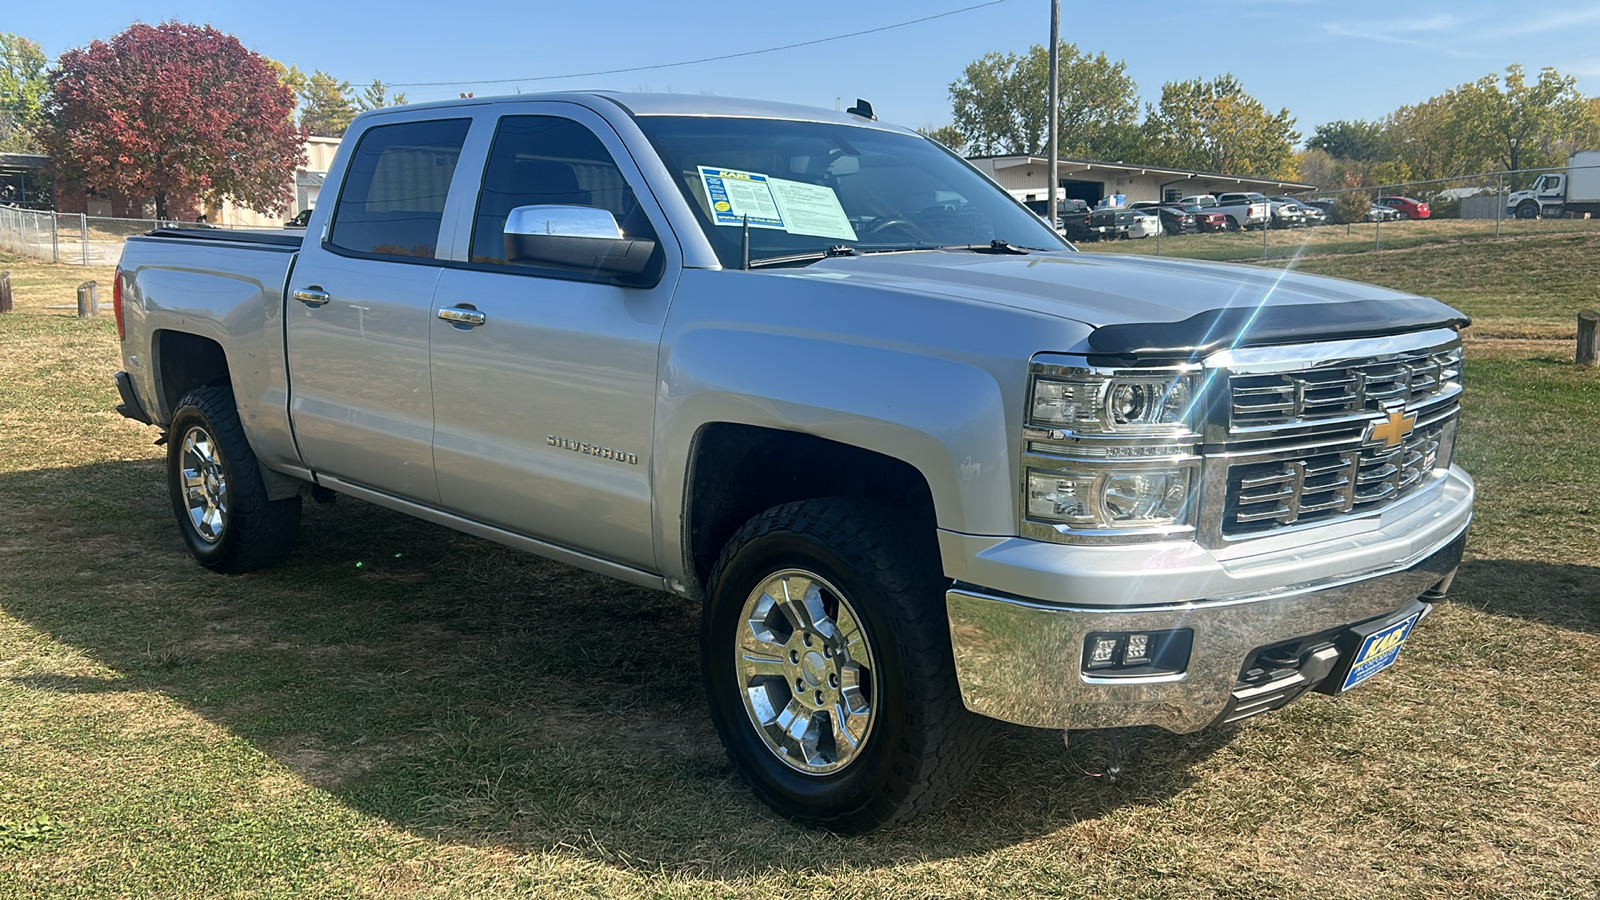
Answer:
top-left (793, 250), bottom-right (1415, 327)
top-left (786, 250), bottom-right (1467, 359)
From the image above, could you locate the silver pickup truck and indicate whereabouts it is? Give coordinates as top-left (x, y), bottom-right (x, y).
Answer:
top-left (112, 93), bottom-right (1473, 833)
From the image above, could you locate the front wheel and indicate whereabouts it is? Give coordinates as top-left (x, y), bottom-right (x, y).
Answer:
top-left (166, 385), bottom-right (301, 573)
top-left (701, 498), bottom-right (988, 833)
top-left (1516, 201), bottom-right (1540, 219)
top-left (1225, 216), bottom-right (1242, 232)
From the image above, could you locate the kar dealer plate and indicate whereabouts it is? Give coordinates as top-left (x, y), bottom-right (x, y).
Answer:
top-left (1340, 612), bottom-right (1423, 692)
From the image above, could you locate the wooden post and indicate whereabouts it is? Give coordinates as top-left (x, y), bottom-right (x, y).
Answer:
top-left (0, 272), bottom-right (12, 313)
top-left (76, 281), bottom-right (98, 318)
top-left (1579, 310), bottom-right (1600, 366)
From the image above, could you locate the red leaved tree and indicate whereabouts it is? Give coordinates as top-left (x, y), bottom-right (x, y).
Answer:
top-left (41, 22), bottom-right (305, 220)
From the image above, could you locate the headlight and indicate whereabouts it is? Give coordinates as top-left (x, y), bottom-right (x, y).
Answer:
top-left (1023, 358), bottom-right (1204, 542)
top-left (1031, 371), bottom-right (1197, 434)
top-left (1027, 466), bottom-right (1194, 530)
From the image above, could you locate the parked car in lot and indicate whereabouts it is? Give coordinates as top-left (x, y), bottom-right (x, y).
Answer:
top-left (1024, 197), bottom-right (1093, 242)
top-left (1174, 202), bottom-right (1227, 232)
top-left (1365, 204), bottom-right (1404, 223)
top-left (1377, 196), bottom-right (1431, 219)
top-left (1211, 192), bottom-right (1273, 230)
top-left (1130, 201), bottom-right (1197, 235)
top-left (1271, 196), bottom-right (1327, 226)
top-left (1089, 204), bottom-right (1134, 240)
top-left (112, 91), bottom-right (1474, 833)
top-left (1128, 209), bottom-right (1161, 239)
top-left (1268, 199), bottom-right (1306, 229)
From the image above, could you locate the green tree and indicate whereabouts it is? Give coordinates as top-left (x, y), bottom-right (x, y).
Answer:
top-left (1444, 64), bottom-right (1595, 172)
top-left (1141, 74), bottom-right (1299, 178)
top-left (359, 79), bottom-right (407, 111)
top-left (1306, 119), bottom-right (1390, 162)
top-left (1293, 147), bottom-right (1340, 189)
top-left (0, 33), bottom-right (48, 152)
top-left (298, 69), bottom-right (359, 137)
top-left (916, 124), bottom-right (966, 152)
top-left (1381, 97), bottom-right (1463, 182)
top-left (948, 42), bottom-right (1139, 159)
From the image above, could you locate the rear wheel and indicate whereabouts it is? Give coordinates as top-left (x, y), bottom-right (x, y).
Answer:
top-left (1226, 216), bottom-right (1242, 232)
top-left (701, 498), bottom-right (988, 833)
top-left (166, 385), bottom-right (301, 573)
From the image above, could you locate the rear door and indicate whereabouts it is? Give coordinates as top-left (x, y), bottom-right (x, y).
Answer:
top-left (285, 114), bottom-right (478, 503)
top-left (427, 103), bottom-right (680, 570)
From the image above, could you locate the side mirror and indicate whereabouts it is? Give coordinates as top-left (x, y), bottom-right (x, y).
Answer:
top-left (503, 205), bottom-right (656, 278)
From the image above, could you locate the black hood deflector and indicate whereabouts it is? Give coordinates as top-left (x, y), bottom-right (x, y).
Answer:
top-left (1086, 297), bottom-right (1470, 364)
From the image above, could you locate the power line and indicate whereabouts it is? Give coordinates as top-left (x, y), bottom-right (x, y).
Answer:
top-left (387, 0), bottom-right (1013, 88)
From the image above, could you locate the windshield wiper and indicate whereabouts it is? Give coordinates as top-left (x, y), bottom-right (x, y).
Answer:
top-left (947, 239), bottom-right (1035, 254)
top-left (746, 245), bottom-right (856, 269)
top-left (745, 239), bottom-right (1040, 269)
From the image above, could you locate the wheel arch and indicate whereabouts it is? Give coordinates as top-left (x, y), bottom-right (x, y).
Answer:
top-left (153, 329), bottom-right (231, 422)
top-left (681, 423), bottom-right (939, 595)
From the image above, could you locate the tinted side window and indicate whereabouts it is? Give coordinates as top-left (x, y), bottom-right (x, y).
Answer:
top-left (329, 118), bottom-right (471, 259)
top-left (471, 116), bottom-right (654, 265)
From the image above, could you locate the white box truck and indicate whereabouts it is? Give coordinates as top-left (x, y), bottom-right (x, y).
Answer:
top-left (1507, 150), bottom-right (1600, 218)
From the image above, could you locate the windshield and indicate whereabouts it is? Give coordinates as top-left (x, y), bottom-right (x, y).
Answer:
top-left (633, 116), bottom-right (1069, 267)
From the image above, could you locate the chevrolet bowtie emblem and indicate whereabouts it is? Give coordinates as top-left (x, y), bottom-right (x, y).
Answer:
top-left (1366, 407), bottom-right (1417, 447)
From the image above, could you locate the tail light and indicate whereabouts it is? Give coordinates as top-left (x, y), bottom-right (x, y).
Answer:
top-left (113, 268), bottom-right (125, 340)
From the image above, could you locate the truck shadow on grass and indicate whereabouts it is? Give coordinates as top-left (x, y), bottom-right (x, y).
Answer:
top-left (1, 459), bottom-right (1590, 876)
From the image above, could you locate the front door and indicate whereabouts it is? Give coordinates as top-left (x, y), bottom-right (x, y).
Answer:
top-left (428, 108), bottom-right (679, 570)
top-left (286, 116), bottom-right (476, 504)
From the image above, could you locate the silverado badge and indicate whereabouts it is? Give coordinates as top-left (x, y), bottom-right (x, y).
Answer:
top-left (1366, 407), bottom-right (1417, 447)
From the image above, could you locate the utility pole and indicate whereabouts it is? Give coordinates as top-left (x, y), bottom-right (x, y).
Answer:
top-left (1047, 0), bottom-right (1059, 233)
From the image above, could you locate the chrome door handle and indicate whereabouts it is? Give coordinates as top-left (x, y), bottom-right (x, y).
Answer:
top-left (437, 306), bottom-right (487, 327)
top-left (292, 287), bottom-right (330, 307)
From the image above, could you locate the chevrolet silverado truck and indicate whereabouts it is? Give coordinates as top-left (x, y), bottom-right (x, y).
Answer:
top-left (112, 93), bottom-right (1474, 833)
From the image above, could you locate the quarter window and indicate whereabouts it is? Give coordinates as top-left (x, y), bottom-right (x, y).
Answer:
top-left (328, 118), bottom-right (471, 259)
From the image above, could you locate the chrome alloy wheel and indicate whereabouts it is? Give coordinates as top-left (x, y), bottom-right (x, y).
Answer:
top-left (179, 425), bottom-right (228, 544)
top-left (735, 569), bottom-right (878, 775)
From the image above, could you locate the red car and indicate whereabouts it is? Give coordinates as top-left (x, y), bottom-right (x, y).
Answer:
top-left (1377, 196), bottom-right (1430, 219)
top-left (1169, 202), bottom-right (1227, 232)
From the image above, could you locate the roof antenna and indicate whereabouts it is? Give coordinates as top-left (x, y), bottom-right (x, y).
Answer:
top-left (846, 98), bottom-right (875, 121)
top-left (741, 214), bottom-right (750, 270)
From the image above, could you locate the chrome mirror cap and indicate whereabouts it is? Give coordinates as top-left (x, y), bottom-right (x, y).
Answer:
top-left (504, 205), bottom-right (624, 241)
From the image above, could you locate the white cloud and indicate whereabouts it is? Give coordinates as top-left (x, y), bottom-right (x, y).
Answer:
top-left (1498, 7), bottom-right (1600, 36)
top-left (1319, 13), bottom-right (1477, 55)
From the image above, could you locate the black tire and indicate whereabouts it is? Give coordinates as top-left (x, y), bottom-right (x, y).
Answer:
top-left (701, 498), bottom-right (989, 833)
top-left (166, 385), bottom-right (301, 573)
top-left (1226, 216), bottom-right (1242, 232)
top-left (1516, 201), bottom-right (1540, 220)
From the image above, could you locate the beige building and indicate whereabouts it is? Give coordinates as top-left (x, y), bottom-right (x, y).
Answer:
top-left (211, 136), bottom-right (342, 228)
top-left (968, 155), bottom-right (1315, 206)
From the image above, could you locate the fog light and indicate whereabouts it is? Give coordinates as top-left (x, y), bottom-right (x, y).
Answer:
top-left (1081, 629), bottom-right (1193, 677)
top-left (1124, 633), bottom-right (1151, 664)
top-left (1088, 636), bottom-right (1121, 669)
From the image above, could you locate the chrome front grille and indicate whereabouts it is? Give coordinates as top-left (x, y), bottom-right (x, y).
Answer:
top-left (1222, 417), bottom-right (1448, 536)
top-left (1229, 346), bottom-right (1462, 430)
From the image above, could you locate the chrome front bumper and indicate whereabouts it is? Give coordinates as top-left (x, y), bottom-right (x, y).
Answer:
top-left (943, 467), bottom-right (1472, 734)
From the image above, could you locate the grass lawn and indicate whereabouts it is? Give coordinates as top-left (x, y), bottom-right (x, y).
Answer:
top-left (1, 243), bottom-right (1597, 899)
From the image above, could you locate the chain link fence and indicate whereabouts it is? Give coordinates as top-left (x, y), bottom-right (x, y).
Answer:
top-left (1090, 162), bottom-right (1600, 262)
top-left (0, 207), bottom-right (261, 266)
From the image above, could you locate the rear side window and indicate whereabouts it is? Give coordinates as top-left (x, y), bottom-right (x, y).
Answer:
top-left (471, 115), bottom-right (653, 265)
top-left (328, 118), bottom-right (471, 259)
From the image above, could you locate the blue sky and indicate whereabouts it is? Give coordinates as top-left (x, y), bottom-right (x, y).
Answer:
top-left (9, 0), bottom-right (1599, 142)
